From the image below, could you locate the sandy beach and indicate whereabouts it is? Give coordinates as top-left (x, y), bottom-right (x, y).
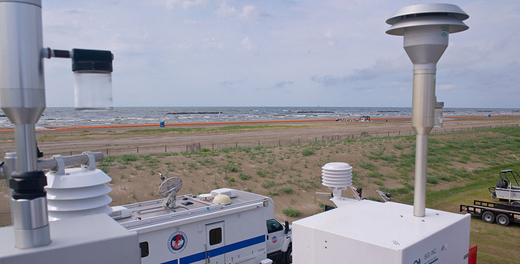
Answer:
top-left (1, 115), bottom-right (519, 158)
top-left (1, 115), bottom-right (519, 227)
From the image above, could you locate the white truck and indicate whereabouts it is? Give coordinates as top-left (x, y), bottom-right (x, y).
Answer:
top-left (112, 185), bottom-right (292, 264)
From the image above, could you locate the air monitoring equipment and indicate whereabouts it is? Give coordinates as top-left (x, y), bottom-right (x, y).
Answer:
top-left (46, 48), bottom-right (114, 110)
top-left (0, 0), bottom-right (114, 249)
top-left (293, 4), bottom-right (472, 264)
top-left (72, 49), bottom-right (114, 110)
top-left (0, 0), bottom-right (50, 248)
top-left (386, 3), bottom-right (469, 217)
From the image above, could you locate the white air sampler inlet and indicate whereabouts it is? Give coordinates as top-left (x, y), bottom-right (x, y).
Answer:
top-left (386, 3), bottom-right (469, 217)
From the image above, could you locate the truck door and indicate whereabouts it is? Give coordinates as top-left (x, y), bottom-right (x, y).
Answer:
top-left (205, 221), bottom-right (225, 264)
top-left (266, 219), bottom-right (285, 254)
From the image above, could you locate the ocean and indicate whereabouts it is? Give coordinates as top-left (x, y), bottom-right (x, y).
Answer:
top-left (1, 106), bottom-right (519, 129)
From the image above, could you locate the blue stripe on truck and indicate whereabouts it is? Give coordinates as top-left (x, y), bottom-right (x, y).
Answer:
top-left (162, 234), bottom-right (265, 264)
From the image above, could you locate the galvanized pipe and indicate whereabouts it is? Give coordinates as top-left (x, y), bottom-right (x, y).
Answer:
top-left (38, 152), bottom-right (104, 171)
top-left (1, 152), bottom-right (105, 179)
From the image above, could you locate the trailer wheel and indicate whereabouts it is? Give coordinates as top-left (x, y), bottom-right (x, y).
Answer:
top-left (284, 244), bottom-right (292, 263)
top-left (482, 211), bottom-right (495, 223)
top-left (496, 214), bottom-right (510, 226)
top-left (512, 201), bottom-right (520, 206)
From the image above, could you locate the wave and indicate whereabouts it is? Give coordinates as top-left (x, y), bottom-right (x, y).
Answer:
top-left (1, 106), bottom-right (519, 128)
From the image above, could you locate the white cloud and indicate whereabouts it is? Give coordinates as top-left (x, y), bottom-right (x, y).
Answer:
top-left (203, 37), bottom-right (225, 50)
top-left (216, 2), bottom-right (236, 17)
top-left (177, 43), bottom-right (193, 50)
top-left (216, 2), bottom-right (257, 19)
top-left (274, 81), bottom-right (293, 89)
top-left (165, 0), bottom-right (207, 10)
top-left (324, 30), bottom-right (332, 38)
top-left (183, 19), bottom-right (201, 25)
top-left (241, 37), bottom-right (257, 51)
top-left (239, 5), bottom-right (257, 19)
top-left (324, 30), bottom-right (334, 46)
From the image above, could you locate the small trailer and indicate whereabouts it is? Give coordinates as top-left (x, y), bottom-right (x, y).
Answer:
top-left (460, 200), bottom-right (520, 226)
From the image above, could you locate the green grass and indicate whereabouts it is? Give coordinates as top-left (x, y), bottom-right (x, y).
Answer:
top-left (302, 148), bottom-right (316, 156)
top-left (221, 162), bottom-right (240, 172)
top-left (120, 154), bottom-right (138, 163)
top-left (262, 181), bottom-right (276, 189)
top-left (256, 169), bottom-right (267, 178)
top-left (281, 187), bottom-right (293, 194)
top-left (359, 161), bottom-right (377, 171)
top-left (426, 175), bottom-right (438, 184)
top-left (366, 171), bottom-right (383, 179)
top-left (282, 207), bottom-right (301, 217)
top-left (238, 172), bottom-right (251, 180)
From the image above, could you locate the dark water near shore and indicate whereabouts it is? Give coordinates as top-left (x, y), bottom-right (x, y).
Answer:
top-left (0, 106), bottom-right (519, 128)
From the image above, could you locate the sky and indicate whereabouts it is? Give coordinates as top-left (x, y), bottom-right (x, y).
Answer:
top-left (41, 0), bottom-right (520, 108)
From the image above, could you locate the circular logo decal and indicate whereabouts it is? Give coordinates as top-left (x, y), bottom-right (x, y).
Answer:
top-left (272, 236), bottom-right (277, 243)
top-left (168, 231), bottom-right (188, 253)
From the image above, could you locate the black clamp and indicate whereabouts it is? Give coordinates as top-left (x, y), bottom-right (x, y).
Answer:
top-left (9, 171), bottom-right (47, 200)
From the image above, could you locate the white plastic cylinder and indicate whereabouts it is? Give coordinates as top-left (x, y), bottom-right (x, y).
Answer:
top-left (74, 72), bottom-right (113, 110)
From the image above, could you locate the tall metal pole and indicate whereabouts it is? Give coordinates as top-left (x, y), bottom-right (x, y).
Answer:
top-left (407, 26), bottom-right (444, 217)
top-left (0, 0), bottom-right (50, 248)
top-left (386, 4), bottom-right (469, 217)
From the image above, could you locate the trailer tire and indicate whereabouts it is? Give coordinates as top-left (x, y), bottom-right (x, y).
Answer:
top-left (496, 214), bottom-right (510, 226)
top-left (284, 244), bottom-right (292, 263)
top-left (482, 211), bottom-right (495, 223)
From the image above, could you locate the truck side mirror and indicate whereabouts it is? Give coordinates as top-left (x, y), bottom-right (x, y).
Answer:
top-left (285, 221), bottom-right (289, 234)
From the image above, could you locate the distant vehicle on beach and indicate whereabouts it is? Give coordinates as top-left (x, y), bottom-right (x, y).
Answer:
top-left (335, 116), bottom-right (371, 122)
